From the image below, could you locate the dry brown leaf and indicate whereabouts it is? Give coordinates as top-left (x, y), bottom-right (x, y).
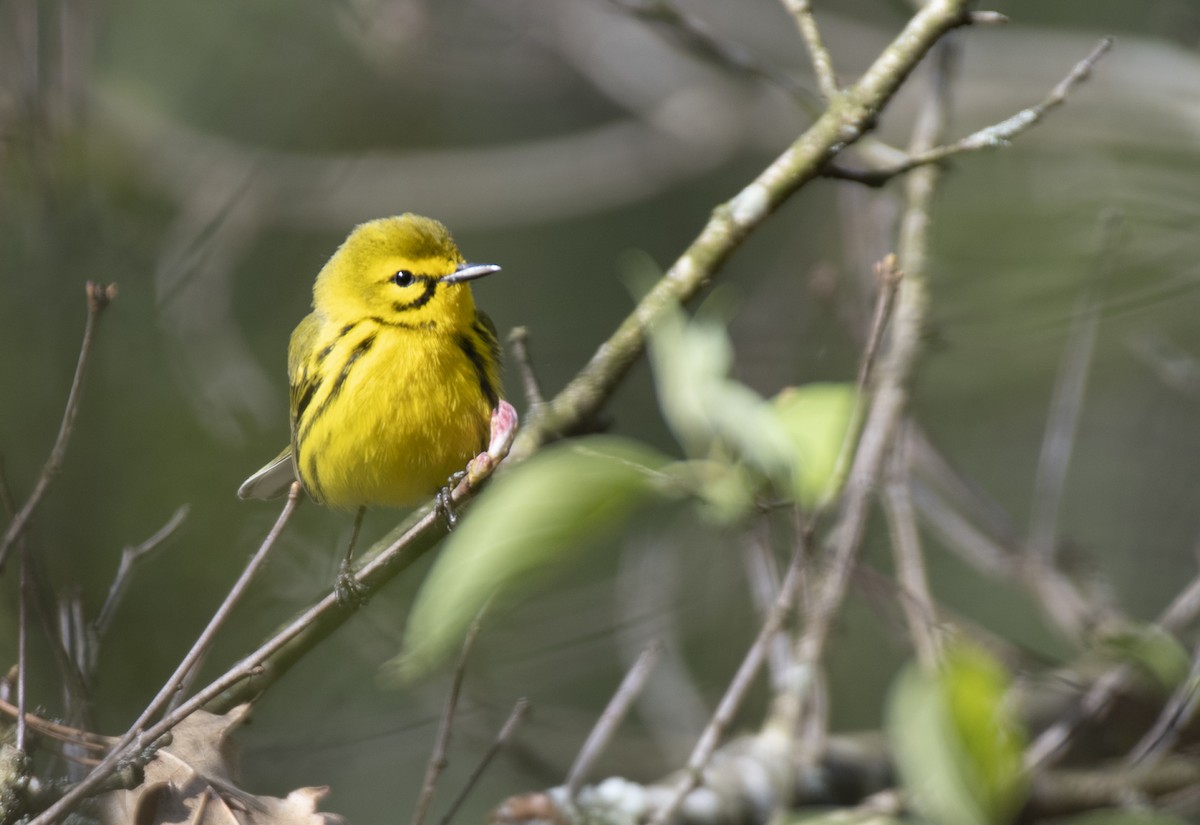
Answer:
top-left (94, 705), bottom-right (346, 825)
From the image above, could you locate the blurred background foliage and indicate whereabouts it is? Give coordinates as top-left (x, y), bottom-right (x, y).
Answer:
top-left (2, 0), bottom-right (1200, 821)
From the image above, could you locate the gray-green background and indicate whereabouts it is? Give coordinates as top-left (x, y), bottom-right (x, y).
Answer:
top-left (2, 1), bottom-right (1199, 821)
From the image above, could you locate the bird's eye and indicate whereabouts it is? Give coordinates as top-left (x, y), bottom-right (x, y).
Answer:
top-left (392, 270), bottom-right (415, 287)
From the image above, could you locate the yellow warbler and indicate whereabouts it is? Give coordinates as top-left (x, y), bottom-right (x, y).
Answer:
top-left (239, 214), bottom-right (516, 593)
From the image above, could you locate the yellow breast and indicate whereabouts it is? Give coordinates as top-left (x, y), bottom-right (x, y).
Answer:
top-left (293, 319), bottom-right (493, 509)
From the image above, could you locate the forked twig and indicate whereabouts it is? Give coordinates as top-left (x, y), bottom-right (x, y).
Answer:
top-left (412, 619), bottom-right (484, 825)
top-left (29, 483), bottom-right (302, 825)
top-left (0, 282), bottom-right (117, 569)
top-left (826, 38), bottom-right (1114, 186)
top-left (438, 699), bottom-right (532, 825)
top-left (791, 32), bottom-right (956, 698)
top-left (94, 505), bottom-right (191, 640)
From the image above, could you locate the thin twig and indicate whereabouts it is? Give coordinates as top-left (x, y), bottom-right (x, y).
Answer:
top-left (856, 254), bottom-right (904, 393)
top-left (412, 619), bottom-right (484, 825)
top-left (31, 417), bottom-right (518, 824)
top-left (566, 642), bottom-right (662, 797)
top-left (881, 425), bottom-right (941, 669)
top-left (0, 697), bottom-right (110, 753)
top-left (17, 543), bottom-right (29, 752)
top-left (1126, 638), bottom-right (1200, 766)
top-left (1026, 548), bottom-right (1200, 770)
top-left (607, 0), bottom-right (812, 103)
top-left (648, 534), bottom-right (809, 825)
top-left (0, 282), bottom-right (117, 569)
top-left (778, 0), bottom-right (839, 100)
top-left (508, 0), bottom-right (977, 464)
top-left (2, 456), bottom-right (30, 752)
top-left (164, 492), bottom-right (298, 716)
top-left (792, 32), bottom-right (955, 697)
top-left (1, 457), bottom-right (93, 732)
top-left (437, 699), bottom-right (532, 825)
top-left (825, 38), bottom-right (1114, 186)
top-left (94, 505), bottom-right (191, 640)
top-left (507, 327), bottom-right (546, 410)
top-left (742, 524), bottom-right (792, 690)
top-left (1028, 292), bottom-right (1098, 572)
top-left (28, 483), bottom-right (302, 825)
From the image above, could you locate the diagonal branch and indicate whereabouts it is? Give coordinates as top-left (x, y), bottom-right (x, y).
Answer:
top-left (510, 0), bottom-right (975, 462)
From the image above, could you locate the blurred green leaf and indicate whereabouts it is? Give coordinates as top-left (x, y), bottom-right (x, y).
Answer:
top-left (1096, 622), bottom-right (1190, 691)
top-left (643, 290), bottom-right (795, 489)
top-left (888, 642), bottom-right (1028, 825)
top-left (391, 436), bottom-right (674, 681)
top-left (770, 383), bottom-right (859, 509)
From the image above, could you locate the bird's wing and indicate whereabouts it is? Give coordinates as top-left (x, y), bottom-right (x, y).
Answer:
top-left (237, 447), bottom-right (297, 500)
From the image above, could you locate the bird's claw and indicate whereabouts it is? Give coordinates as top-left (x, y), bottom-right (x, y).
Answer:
top-left (436, 473), bottom-right (466, 529)
top-left (335, 559), bottom-right (369, 606)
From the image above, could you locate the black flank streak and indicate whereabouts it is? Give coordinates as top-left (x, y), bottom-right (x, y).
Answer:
top-left (473, 314), bottom-right (501, 367)
top-left (294, 374), bottom-right (320, 423)
top-left (299, 332), bottom-right (378, 445)
top-left (456, 332), bottom-right (499, 409)
top-left (304, 452), bottom-right (328, 505)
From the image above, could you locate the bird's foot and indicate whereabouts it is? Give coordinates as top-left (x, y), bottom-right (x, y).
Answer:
top-left (438, 401), bottom-right (519, 529)
top-left (436, 473), bottom-right (466, 529)
top-left (335, 559), bottom-right (369, 606)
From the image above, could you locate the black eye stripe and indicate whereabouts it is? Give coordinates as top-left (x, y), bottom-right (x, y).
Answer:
top-left (392, 276), bottom-right (439, 313)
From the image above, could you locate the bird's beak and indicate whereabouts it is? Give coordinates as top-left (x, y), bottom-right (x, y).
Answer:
top-left (442, 262), bottom-right (501, 284)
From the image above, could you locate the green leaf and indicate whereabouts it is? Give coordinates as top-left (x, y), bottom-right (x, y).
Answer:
top-left (1096, 622), bottom-right (1190, 691)
top-left (770, 383), bottom-right (859, 509)
top-left (391, 436), bottom-right (674, 681)
top-left (888, 642), bottom-right (1028, 825)
top-left (644, 295), bottom-right (795, 490)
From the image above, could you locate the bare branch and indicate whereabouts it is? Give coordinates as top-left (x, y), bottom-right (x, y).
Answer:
top-left (607, 0), bottom-right (812, 102)
top-left (94, 505), bottom-right (191, 641)
top-left (882, 426), bottom-right (942, 668)
top-left (0, 282), bottom-right (117, 569)
top-left (566, 642), bottom-right (661, 797)
top-left (17, 544), bottom-right (29, 753)
top-left (1126, 638), bottom-right (1200, 766)
top-left (791, 30), bottom-right (957, 696)
top-left (439, 699), bottom-right (532, 825)
top-left (741, 524), bottom-right (793, 690)
top-left (777, 0), bottom-right (838, 100)
top-left (28, 483), bottom-right (302, 825)
top-left (1025, 550), bottom-right (1200, 769)
top-left (648, 534), bottom-right (809, 825)
top-left (509, 0), bottom-right (977, 463)
top-left (856, 253), bottom-right (904, 393)
top-left (825, 38), bottom-right (1114, 187)
top-left (507, 327), bottom-right (546, 411)
top-left (412, 619), bottom-right (484, 825)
